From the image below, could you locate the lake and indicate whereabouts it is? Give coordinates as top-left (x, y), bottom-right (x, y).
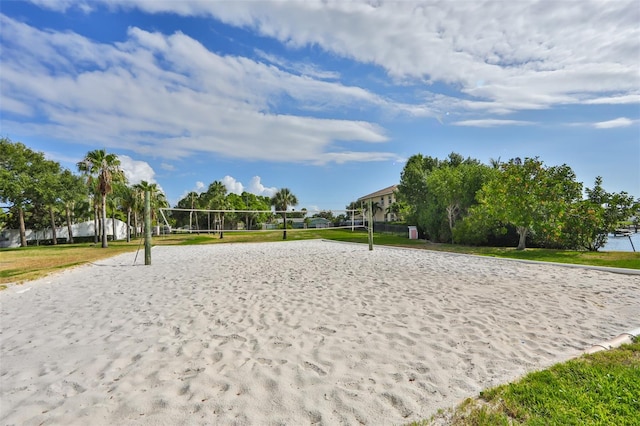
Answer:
top-left (600, 232), bottom-right (639, 252)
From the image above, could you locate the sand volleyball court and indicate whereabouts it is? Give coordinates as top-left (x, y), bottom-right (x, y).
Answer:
top-left (1, 240), bottom-right (639, 425)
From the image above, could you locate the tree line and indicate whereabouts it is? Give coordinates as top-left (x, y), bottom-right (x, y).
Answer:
top-left (395, 152), bottom-right (638, 250)
top-left (3, 138), bottom-right (637, 250)
top-left (173, 183), bottom-right (319, 240)
top-left (1, 138), bottom-right (316, 245)
top-left (1, 138), bottom-right (167, 248)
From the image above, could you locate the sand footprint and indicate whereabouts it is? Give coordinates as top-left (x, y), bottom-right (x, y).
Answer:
top-left (303, 361), bottom-right (327, 376)
top-left (381, 392), bottom-right (413, 418)
top-left (314, 326), bottom-right (337, 335)
top-left (47, 380), bottom-right (86, 397)
top-left (257, 357), bottom-right (273, 366)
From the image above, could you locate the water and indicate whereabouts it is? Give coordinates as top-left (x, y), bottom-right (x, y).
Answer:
top-left (600, 232), bottom-right (639, 252)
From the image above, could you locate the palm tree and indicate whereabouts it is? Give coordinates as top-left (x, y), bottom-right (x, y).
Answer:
top-left (106, 191), bottom-right (121, 242)
top-left (134, 180), bottom-right (169, 234)
top-left (59, 170), bottom-right (87, 244)
top-left (270, 188), bottom-right (298, 240)
top-left (118, 184), bottom-right (139, 242)
top-left (362, 200), bottom-right (382, 224)
top-left (205, 181), bottom-right (227, 237)
top-left (77, 149), bottom-right (125, 248)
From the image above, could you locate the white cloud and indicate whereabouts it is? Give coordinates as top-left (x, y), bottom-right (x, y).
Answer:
top-left (583, 94), bottom-right (640, 105)
top-left (219, 175), bottom-right (277, 197)
top-left (221, 176), bottom-right (244, 195)
top-left (247, 176), bottom-right (277, 197)
top-left (453, 119), bottom-right (534, 128)
top-left (593, 117), bottom-right (635, 129)
top-left (160, 162), bottom-right (176, 171)
top-left (0, 15), bottom-right (392, 165)
top-left (28, 0), bottom-right (93, 13)
top-left (118, 155), bottom-right (157, 185)
top-left (82, 0), bottom-right (639, 113)
top-left (254, 49), bottom-right (340, 80)
top-left (8, 0), bottom-right (640, 157)
top-left (175, 181), bottom-right (206, 205)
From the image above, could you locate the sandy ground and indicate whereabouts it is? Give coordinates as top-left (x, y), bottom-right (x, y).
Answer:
top-left (1, 240), bottom-right (638, 425)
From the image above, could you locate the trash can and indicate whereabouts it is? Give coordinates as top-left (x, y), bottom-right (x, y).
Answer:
top-left (408, 226), bottom-right (418, 239)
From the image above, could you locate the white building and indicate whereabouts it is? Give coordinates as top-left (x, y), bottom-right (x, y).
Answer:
top-left (0, 220), bottom-right (129, 248)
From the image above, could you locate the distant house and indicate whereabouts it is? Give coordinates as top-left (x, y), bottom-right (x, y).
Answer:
top-left (308, 217), bottom-right (331, 228)
top-left (358, 185), bottom-right (398, 222)
top-left (273, 217), bottom-right (333, 229)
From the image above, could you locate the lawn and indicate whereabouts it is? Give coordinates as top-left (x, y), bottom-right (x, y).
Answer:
top-left (413, 339), bottom-right (640, 426)
top-left (1, 229), bottom-right (638, 286)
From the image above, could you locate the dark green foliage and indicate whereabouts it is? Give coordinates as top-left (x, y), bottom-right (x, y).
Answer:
top-left (397, 152), bottom-right (494, 242)
top-left (1, 138), bottom-right (88, 246)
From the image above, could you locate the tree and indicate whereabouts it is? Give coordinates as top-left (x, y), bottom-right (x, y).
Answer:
top-left (362, 200), bottom-right (382, 224)
top-left (564, 177), bottom-right (635, 251)
top-left (397, 154), bottom-right (440, 225)
top-left (132, 181), bottom-right (168, 237)
top-left (204, 181), bottom-right (228, 237)
top-left (175, 191), bottom-right (201, 231)
top-left (77, 149), bottom-right (125, 248)
top-left (238, 192), bottom-right (267, 230)
top-left (106, 190), bottom-right (121, 242)
top-left (270, 188), bottom-right (298, 239)
top-left (117, 184), bottom-right (139, 242)
top-left (345, 201), bottom-right (362, 216)
top-left (59, 170), bottom-right (87, 244)
top-left (386, 201), bottom-right (407, 222)
top-left (474, 157), bottom-right (582, 250)
top-left (0, 138), bottom-right (52, 247)
top-left (39, 160), bottom-right (64, 245)
top-left (531, 163), bottom-right (583, 248)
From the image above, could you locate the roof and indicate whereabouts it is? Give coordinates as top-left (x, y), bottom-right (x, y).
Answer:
top-left (357, 185), bottom-right (398, 201)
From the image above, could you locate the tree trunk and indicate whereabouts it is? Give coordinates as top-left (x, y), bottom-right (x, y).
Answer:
top-left (446, 204), bottom-right (456, 243)
top-left (220, 214), bottom-right (224, 239)
top-left (112, 211), bottom-right (117, 242)
top-left (126, 208), bottom-right (131, 242)
top-left (49, 206), bottom-right (58, 245)
top-left (93, 205), bottom-right (99, 243)
top-left (66, 205), bottom-right (74, 244)
top-left (283, 212), bottom-right (287, 240)
top-left (516, 226), bottom-right (528, 250)
top-left (101, 193), bottom-right (108, 248)
top-left (19, 206), bottom-right (27, 247)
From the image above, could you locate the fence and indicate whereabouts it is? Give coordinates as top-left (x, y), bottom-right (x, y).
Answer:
top-left (373, 222), bottom-right (409, 237)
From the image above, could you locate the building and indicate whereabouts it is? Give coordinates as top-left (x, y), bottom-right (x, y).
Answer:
top-left (0, 219), bottom-right (129, 248)
top-left (357, 185), bottom-right (399, 222)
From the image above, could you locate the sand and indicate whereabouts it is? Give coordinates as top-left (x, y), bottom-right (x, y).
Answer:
top-left (1, 240), bottom-right (638, 425)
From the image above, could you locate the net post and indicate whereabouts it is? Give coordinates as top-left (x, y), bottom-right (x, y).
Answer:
top-left (368, 199), bottom-right (373, 251)
top-left (144, 190), bottom-right (152, 265)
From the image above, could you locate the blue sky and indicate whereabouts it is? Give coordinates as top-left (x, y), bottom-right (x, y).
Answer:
top-left (1, 0), bottom-right (639, 211)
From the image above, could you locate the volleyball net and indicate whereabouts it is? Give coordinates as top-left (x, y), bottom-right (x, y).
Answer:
top-left (158, 207), bottom-right (368, 234)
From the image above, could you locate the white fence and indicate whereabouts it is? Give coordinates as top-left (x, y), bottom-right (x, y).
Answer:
top-left (0, 220), bottom-right (129, 248)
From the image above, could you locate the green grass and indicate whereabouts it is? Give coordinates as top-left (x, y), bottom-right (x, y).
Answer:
top-left (2, 229), bottom-right (638, 285)
top-left (417, 339), bottom-right (640, 425)
top-left (0, 241), bottom-right (140, 284)
top-left (414, 243), bottom-right (640, 270)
